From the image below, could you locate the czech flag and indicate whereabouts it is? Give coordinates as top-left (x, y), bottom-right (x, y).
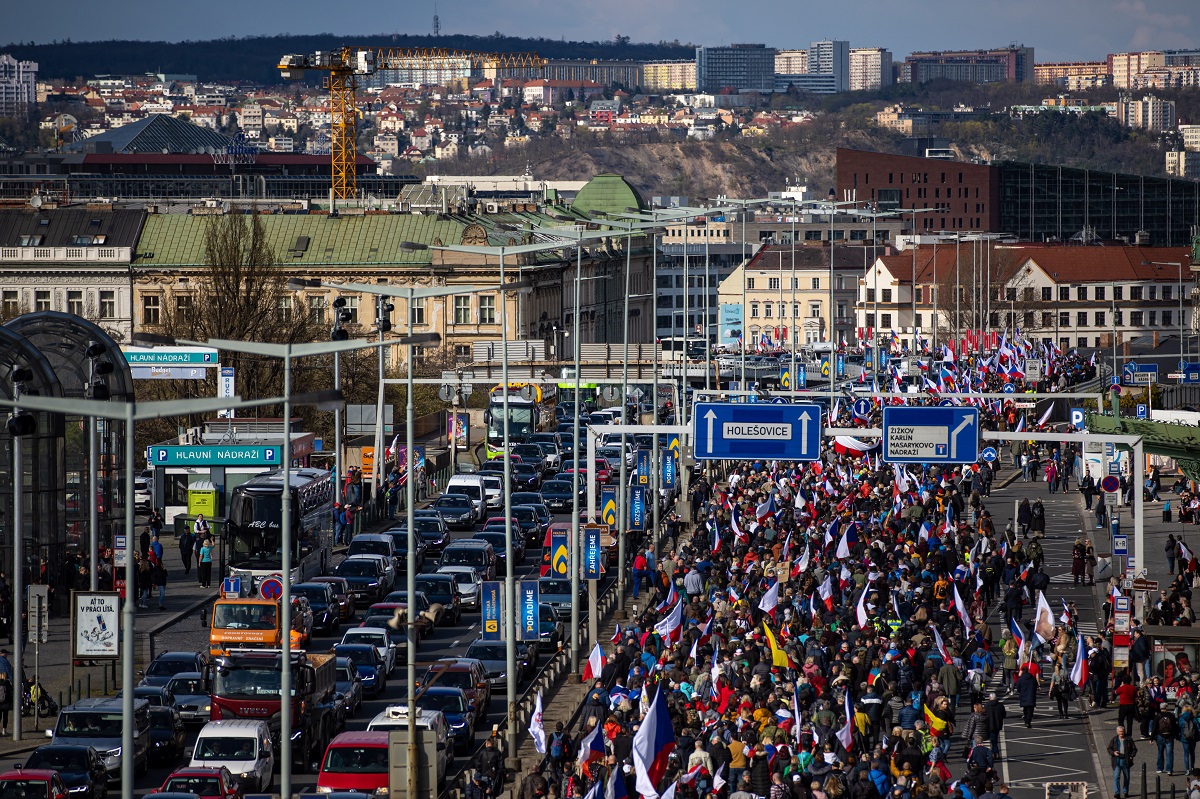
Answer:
top-left (654, 599), bottom-right (684, 646)
top-left (577, 721), bottom-right (606, 770)
top-left (1008, 617), bottom-right (1026, 651)
top-left (656, 580), bottom-right (678, 613)
top-left (632, 686), bottom-right (677, 799)
top-left (610, 624), bottom-right (623, 644)
top-left (817, 575), bottom-right (834, 611)
top-left (582, 642), bottom-right (607, 682)
top-left (605, 766), bottom-right (630, 799)
top-left (1070, 631), bottom-right (1089, 689)
top-left (758, 581), bottom-right (780, 620)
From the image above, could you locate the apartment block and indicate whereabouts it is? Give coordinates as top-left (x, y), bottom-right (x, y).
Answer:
top-left (849, 47), bottom-right (894, 92)
top-left (1034, 61), bottom-right (1108, 85)
top-left (1180, 125), bottom-right (1200, 152)
top-left (695, 44), bottom-right (776, 93)
top-left (774, 50), bottom-right (809, 75)
top-left (1117, 94), bottom-right (1176, 132)
top-left (1167, 151), bottom-right (1200, 180)
top-left (0, 54), bottom-right (38, 119)
top-left (808, 40), bottom-right (850, 93)
top-left (1109, 51), bottom-right (1164, 88)
top-left (902, 45), bottom-right (1034, 84)
top-left (643, 61), bottom-right (697, 92)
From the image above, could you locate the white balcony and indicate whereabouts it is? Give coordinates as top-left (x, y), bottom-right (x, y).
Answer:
top-left (0, 246), bottom-right (133, 263)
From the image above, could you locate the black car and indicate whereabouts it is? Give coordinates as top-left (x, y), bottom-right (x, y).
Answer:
top-left (474, 530), bottom-right (525, 563)
top-left (413, 574), bottom-right (463, 626)
top-left (539, 480), bottom-right (575, 512)
top-left (507, 492), bottom-right (544, 514)
top-left (140, 651), bottom-right (209, 688)
top-left (383, 529), bottom-right (428, 572)
top-left (511, 462), bottom-right (541, 490)
top-left (510, 506), bottom-right (542, 545)
top-left (511, 444), bottom-right (547, 473)
top-left (147, 706), bottom-right (187, 765)
top-left (22, 745), bottom-right (109, 799)
top-left (431, 494), bottom-right (476, 531)
top-left (333, 558), bottom-right (388, 605)
top-left (291, 582), bottom-right (340, 634)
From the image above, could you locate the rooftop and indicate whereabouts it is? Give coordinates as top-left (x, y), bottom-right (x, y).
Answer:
top-left (66, 114), bottom-right (232, 155)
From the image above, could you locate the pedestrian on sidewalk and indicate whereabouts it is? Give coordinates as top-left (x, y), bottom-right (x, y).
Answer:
top-left (198, 537), bottom-right (214, 588)
top-left (1017, 499), bottom-right (1032, 538)
top-left (1045, 461), bottom-right (1059, 494)
top-left (1096, 497), bottom-right (1108, 530)
top-left (1016, 667), bottom-right (1038, 728)
top-left (153, 559), bottom-right (168, 611)
top-left (178, 528), bottom-right (195, 575)
top-left (1155, 704), bottom-right (1177, 774)
top-left (1116, 674), bottom-right (1139, 732)
top-left (1080, 473), bottom-right (1096, 510)
top-left (137, 555), bottom-right (151, 609)
top-left (1168, 535), bottom-right (1179, 575)
top-left (1178, 701), bottom-right (1199, 773)
top-left (1108, 725), bottom-right (1137, 798)
top-left (150, 533), bottom-right (163, 564)
top-left (1089, 640), bottom-right (1112, 708)
top-left (0, 672), bottom-right (11, 736)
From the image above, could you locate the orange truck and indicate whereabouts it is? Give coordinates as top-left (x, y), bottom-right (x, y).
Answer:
top-left (209, 597), bottom-right (312, 656)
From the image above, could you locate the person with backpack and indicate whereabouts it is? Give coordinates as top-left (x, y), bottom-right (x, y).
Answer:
top-left (1178, 701), bottom-right (1199, 774)
top-left (546, 722), bottom-right (571, 783)
top-left (1156, 705), bottom-right (1177, 775)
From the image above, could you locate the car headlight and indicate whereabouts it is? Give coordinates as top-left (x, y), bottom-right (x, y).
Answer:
top-left (315, 787), bottom-right (333, 794)
top-left (451, 721), bottom-right (467, 729)
top-left (240, 772), bottom-right (252, 779)
top-left (106, 747), bottom-right (121, 758)
top-left (375, 789), bottom-right (389, 795)
top-left (69, 786), bottom-right (90, 793)
top-left (203, 705), bottom-right (211, 712)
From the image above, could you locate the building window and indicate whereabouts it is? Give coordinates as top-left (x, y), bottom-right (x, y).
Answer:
top-left (1148, 311), bottom-right (1157, 326)
top-left (1058, 286), bottom-right (1070, 302)
top-left (915, 287), bottom-right (923, 303)
top-left (790, 278), bottom-right (799, 290)
top-left (866, 313), bottom-right (875, 327)
top-left (866, 288), bottom-right (875, 302)
top-left (1113, 310), bottom-right (1123, 326)
top-left (1006, 288), bottom-right (1017, 302)
top-left (1114, 286), bottom-right (1124, 301)
top-left (811, 278), bottom-right (820, 290)
top-left (764, 303), bottom-right (773, 318)
top-left (793, 303), bottom-right (801, 318)
top-left (804, 230), bottom-right (822, 241)
top-left (1094, 311), bottom-right (1105, 327)
top-left (1148, 285), bottom-right (1157, 301)
top-left (1, 291), bottom-right (17, 317)
top-left (880, 313), bottom-right (892, 327)
top-left (915, 313), bottom-right (923, 327)
top-left (308, 296), bottom-right (326, 324)
top-left (1076, 286), bottom-right (1087, 301)
top-left (881, 289), bottom-right (892, 303)
top-left (1042, 312), bottom-right (1053, 327)
top-left (850, 229), bottom-right (868, 241)
top-left (142, 295), bottom-right (160, 326)
top-left (343, 296), bottom-right (359, 324)
top-left (1059, 311), bottom-right (1070, 327)
top-left (768, 277), bottom-right (780, 290)
top-left (454, 296), bottom-right (471, 324)
top-left (454, 344), bottom-right (472, 362)
top-left (32, 290), bottom-right (50, 312)
top-left (1076, 311), bottom-right (1088, 326)
top-left (1163, 285), bottom-right (1172, 302)
top-left (410, 297), bottom-right (425, 326)
top-left (1078, 337), bottom-right (1089, 348)
top-left (809, 303), bottom-right (821, 318)
top-left (479, 295), bottom-right (496, 324)
top-left (779, 303), bottom-right (787, 318)
top-left (1095, 286), bottom-right (1106, 301)
top-left (746, 278), bottom-right (755, 290)
top-left (1163, 310), bottom-right (1172, 326)
top-left (1041, 287), bottom-right (1052, 302)
top-left (67, 290), bottom-right (83, 316)
top-left (750, 303), bottom-right (760, 318)
top-left (1130, 311), bottom-right (1143, 327)
top-left (1130, 286), bottom-right (1143, 301)
top-left (173, 293), bottom-right (191, 322)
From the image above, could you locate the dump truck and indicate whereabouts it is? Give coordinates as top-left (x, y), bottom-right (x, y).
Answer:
top-left (205, 648), bottom-right (337, 772)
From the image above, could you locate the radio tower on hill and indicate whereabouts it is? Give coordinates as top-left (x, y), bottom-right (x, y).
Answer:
top-left (433, 1), bottom-right (440, 38)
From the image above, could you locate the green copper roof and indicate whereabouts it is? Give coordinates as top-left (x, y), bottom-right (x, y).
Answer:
top-left (571, 174), bottom-right (647, 219)
top-left (134, 213), bottom-right (469, 266)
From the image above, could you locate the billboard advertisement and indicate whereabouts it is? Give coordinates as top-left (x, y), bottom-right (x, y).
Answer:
top-left (719, 304), bottom-right (744, 348)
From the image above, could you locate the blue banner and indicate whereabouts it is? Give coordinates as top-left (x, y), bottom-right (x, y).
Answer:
top-left (836, 353), bottom-right (846, 378)
top-left (663, 452), bottom-right (678, 491)
top-left (630, 486), bottom-right (646, 530)
top-left (550, 531), bottom-right (569, 577)
top-left (481, 581), bottom-right (502, 641)
top-left (600, 485), bottom-right (618, 528)
top-left (797, 364), bottom-right (807, 388)
top-left (518, 580), bottom-right (540, 641)
top-left (636, 449), bottom-right (650, 485)
top-left (584, 526), bottom-right (603, 580)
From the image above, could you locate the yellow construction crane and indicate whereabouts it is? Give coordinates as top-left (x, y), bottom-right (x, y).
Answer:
top-left (278, 47), bottom-right (547, 200)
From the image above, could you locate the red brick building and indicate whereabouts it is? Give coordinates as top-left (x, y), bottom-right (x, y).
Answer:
top-left (835, 148), bottom-right (1002, 233)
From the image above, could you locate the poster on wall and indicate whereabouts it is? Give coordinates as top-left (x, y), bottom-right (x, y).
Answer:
top-left (719, 304), bottom-right (744, 349)
top-left (72, 592), bottom-right (120, 659)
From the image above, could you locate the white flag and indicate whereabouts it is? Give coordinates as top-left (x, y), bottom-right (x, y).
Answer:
top-left (530, 690), bottom-right (546, 754)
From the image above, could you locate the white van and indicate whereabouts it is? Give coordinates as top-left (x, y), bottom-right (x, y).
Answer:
top-left (190, 719), bottom-right (275, 792)
top-left (479, 475), bottom-right (502, 509)
top-left (445, 475), bottom-right (487, 518)
top-left (366, 705), bottom-right (450, 786)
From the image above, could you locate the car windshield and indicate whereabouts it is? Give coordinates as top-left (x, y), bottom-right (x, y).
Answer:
top-left (322, 746), bottom-right (389, 773)
top-left (335, 561), bottom-right (377, 577)
top-left (441, 549), bottom-right (483, 566)
top-left (348, 541), bottom-right (390, 558)
top-left (415, 579), bottom-right (454, 602)
top-left (425, 669), bottom-right (474, 689)
top-left (542, 481), bottom-right (571, 494)
top-left (342, 631), bottom-right (384, 647)
top-left (539, 580), bottom-right (572, 596)
top-left (146, 658), bottom-right (193, 677)
top-left (163, 777), bottom-right (222, 795)
top-left (337, 665), bottom-right (357, 682)
top-left (213, 603), bottom-right (276, 630)
top-left (435, 498), bottom-right (471, 510)
top-left (27, 750), bottom-right (87, 772)
top-left (465, 643), bottom-right (507, 660)
top-left (419, 692), bottom-right (466, 714)
top-left (476, 534), bottom-right (504, 548)
top-left (194, 735), bottom-right (258, 760)
top-left (414, 519), bottom-right (441, 533)
top-left (446, 572), bottom-right (475, 588)
top-left (293, 587), bottom-right (329, 606)
top-left (0, 780), bottom-right (50, 799)
top-left (167, 677), bottom-right (204, 696)
top-left (149, 708), bottom-right (176, 729)
top-left (55, 712), bottom-right (123, 737)
top-left (336, 647), bottom-right (378, 668)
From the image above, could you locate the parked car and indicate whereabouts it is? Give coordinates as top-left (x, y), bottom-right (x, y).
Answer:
top-left (21, 746), bottom-right (108, 799)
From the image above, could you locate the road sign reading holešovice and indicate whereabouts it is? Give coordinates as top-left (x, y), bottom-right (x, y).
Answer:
top-left (692, 401), bottom-right (822, 461)
top-left (882, 406), bottom-right (979, 464)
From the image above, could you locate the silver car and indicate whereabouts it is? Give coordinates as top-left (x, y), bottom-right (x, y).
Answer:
top-left (166, 672), bottom-right (211, 724)
top-left (436, 565), bottom-right (482, 609)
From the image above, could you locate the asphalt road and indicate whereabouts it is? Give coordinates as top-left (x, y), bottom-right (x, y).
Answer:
top-left (0, 502), bottom-right (611, 797)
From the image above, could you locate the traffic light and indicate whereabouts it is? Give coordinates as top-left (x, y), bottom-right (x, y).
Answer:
top-left (6, 413), bottom-right (35, 437)
top-left (377, 299), bottom-right (394, 333)
top-left (331, 297), bottom-right (350, 341)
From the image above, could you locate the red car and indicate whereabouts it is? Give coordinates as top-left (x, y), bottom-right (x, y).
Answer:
top-left (0, 769), bottom-right (68, 799)
top-left (154, 767), bottom-right (241, 799)
top-left (591, 459), bottom-right (613, 484)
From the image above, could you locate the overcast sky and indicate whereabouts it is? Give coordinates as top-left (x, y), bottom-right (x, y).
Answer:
top-left (5, 0), bottom-right (1197, 62)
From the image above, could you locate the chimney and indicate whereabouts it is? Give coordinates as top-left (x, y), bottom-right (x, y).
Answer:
top-left (1122, 340), bottom-right (1131, 356)
top-left (1153, 331), bottom-right (1160, 348)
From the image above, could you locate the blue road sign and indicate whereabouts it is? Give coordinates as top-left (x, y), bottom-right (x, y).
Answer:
top-left (662, 452), bottom-right (678, 490)
top-left (836, 354), bottom-right (846, 379)
top-left (1113, 535), bottom-right (1129, 557)
top-left (630, 487), bottom-right (646, 530)
top-left (797, 364), bottom-right (807, 388)
top-left (636, 449), bottom-right (650, 485)
top-left (771, 397), bottom-right (788, 404)
top-left (481, 581), bottom-right (502, 640)
top-left (692, 401), bottom-right (822, 461)
top-left (518, 580), bottom-right (540, 641)
top-left (938, 398), bottom-right (955, 407)
top-left (259, 578), bottom-right (283, 601)
top-left (1070, 407), bottom-right (1086, 430)
top-left (1183, 363), bottom-right (1200, 384)
top-left (1123, 362), bottom-right (1158, 386)
top-left (1137, 403), bottom-right (1148, 420)
top-left (882, 406), bottom-right (980, 464)
top-left (747, 382), bottom-right (758, 403)
top-left (852, 399), bottom-right (872, 418)
top-left (222, 577), bottom-right (242, 596)
top-left (980, 446), bottom-right (998, 463)
top-left (601, 486), bottom-right (618, 528)
top-left (584, 526), bottom-right (603, 580)
top-left (1002, 384), bottom-right (1016, 394)
top-left (779, 365), bottom-right (791, 390)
